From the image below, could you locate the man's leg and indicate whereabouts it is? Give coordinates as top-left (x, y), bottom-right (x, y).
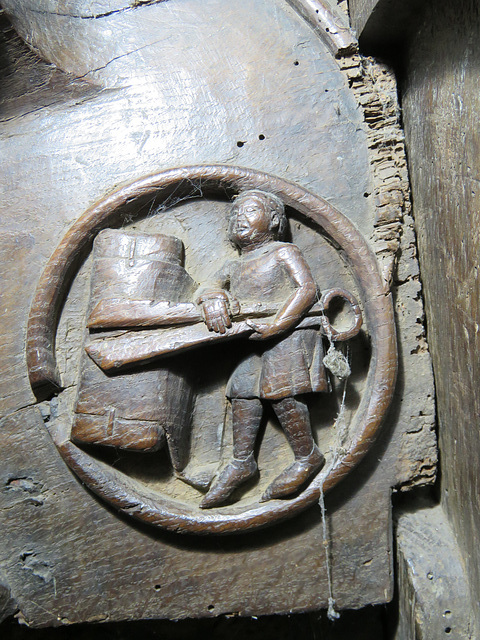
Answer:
top-left (261, 396), bottom-right (325, 502)
top-left (200, 398), bottom-right (262, 508)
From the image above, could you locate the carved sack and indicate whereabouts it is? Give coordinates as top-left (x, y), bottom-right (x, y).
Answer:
top-left (72, 230), bottom-right (196, 471)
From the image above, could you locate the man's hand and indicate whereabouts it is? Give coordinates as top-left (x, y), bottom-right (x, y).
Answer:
top-left (246, 320), bottom-right (282, 340)
top-left (199, 293), bottom-right (232, 334)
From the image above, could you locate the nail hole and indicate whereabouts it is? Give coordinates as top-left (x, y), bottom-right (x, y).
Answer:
top-left (363, 192), bottom-right (370, 198)
top-left (154, 584), bottom-right (161, 591)
top-left (427, 572), bottom-right (434, 580)
top-left (444, 610), bottom-right (452, 618)
top-left (325, 27), bottom-right (330, 32)
top-left (237, 141), bottom-right (245, 148)
top-left (208, 604), bottom-right (215, 611)
top-left (258, 134), bottom-right (265, 140)
top-left (293, 60), bottom-right (299, 66)
top-left (445, 628), bottom-right (451, 634)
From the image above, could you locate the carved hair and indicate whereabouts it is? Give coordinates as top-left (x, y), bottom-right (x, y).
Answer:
top-left (233, 190), bottom-right (287, 240)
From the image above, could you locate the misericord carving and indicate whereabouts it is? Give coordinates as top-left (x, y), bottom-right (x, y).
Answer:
top-left (26, 165), bottom-right (396, 534)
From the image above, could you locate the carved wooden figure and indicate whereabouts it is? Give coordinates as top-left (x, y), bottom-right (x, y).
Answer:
top-left (198, 190), bottom-right (328, 508)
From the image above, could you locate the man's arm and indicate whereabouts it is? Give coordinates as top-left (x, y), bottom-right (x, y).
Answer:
top-left (248, 244), bottom-right (317, 340)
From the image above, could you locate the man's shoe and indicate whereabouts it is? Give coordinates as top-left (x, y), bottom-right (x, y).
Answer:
top-left (260, 445), bottom-right (325, 502)
top-left (200, 455), bottom-right (258, 509)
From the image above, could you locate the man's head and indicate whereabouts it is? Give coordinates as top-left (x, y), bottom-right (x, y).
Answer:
top-left (228, 190), bottom-right (287, 249)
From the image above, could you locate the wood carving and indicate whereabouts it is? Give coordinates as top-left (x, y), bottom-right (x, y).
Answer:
top-left (1, 0), bottom-right (437, 623)
top-left (26, 165), bottom-right (396, 534)
top-left (72, 231), bottom-right (197, 473)
top-left (195, 190), bottom-right (344, 508)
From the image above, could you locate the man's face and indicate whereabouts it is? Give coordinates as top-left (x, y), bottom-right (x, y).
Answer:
top-left (229, 196), bottom-right (271, 247)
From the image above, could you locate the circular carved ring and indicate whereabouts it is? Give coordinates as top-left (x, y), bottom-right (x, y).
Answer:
top-left (319, 288), bottom-right (363, 341)
top-left (26, 165), bottom-right (397, 534)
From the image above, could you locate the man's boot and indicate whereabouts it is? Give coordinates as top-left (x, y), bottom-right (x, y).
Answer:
top-left (262, 396), bottom-right (325, 501)
top-left (200, 398), bottom-right (262, 508)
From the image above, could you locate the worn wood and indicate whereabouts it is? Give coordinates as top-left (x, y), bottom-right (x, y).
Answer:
top-left (347, 0), bottom-right (424, 54)
top-left (0, 608), bottom-right (388, 640)
top-left (0, 0), bottom-right (436, 627)
top-left (394, 500), bottom-right (475, 640)
top-left (0, 406), bottom-right (395, 625)
top-left (349, 0), bottom-right (480, 636)
top-left (0, 573), bottom-right (16, 625)
top-left (400, 0), bottom-right (480, 630)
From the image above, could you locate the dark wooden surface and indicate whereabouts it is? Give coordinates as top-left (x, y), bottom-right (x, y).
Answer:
top-left (400, 0), bottom-right (480, 630)
top-left (347, 0), bottom-right (424, 55)
top-left (0, 0), bottom-right (435, 630)
top-left (395, 498), bottom-right (475, 639)
top-left (1, 607), bottom-right (388, 640)
top-left (349, 0), bottom-right (480, 636)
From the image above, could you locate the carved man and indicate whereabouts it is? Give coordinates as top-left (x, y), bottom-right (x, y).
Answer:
top-left (198, 190), bottom-right (328, 508)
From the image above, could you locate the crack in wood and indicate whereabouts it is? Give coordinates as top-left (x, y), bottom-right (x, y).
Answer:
top-left (24, 1), bottom-right (169, 21)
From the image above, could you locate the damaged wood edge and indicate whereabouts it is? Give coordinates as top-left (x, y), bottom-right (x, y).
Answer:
top-left (340, 52), bottom-right (408, 287)
top-left (341, 46), bottom-right (438, 491)
top-left (292, 0), bottom-right (410, 287)
top-left (335, 43), bottom-right (439, 491)
top-left (316, 1), bottom-right (437, 494)
top-left (327, 1), bottom-right (410, 288)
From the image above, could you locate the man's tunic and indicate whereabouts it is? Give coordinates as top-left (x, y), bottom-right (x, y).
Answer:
top-left (211, 241), bottom-right (329, 400)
